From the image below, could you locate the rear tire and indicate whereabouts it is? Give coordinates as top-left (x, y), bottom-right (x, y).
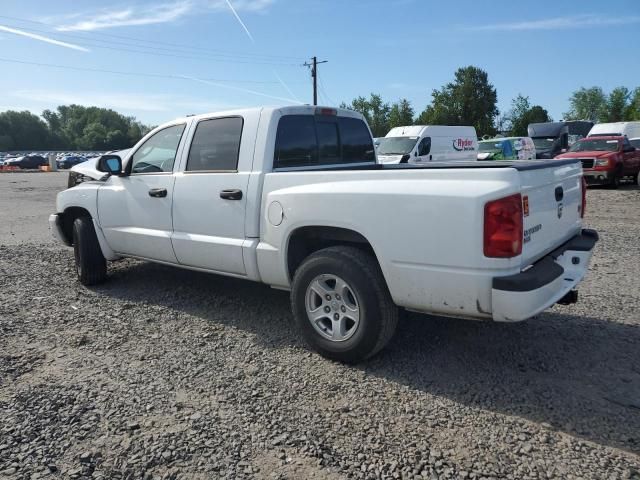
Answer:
top-left (291, 246), bottom-right (398, 363)
top-left (72, 216), bottom-right (107, 286)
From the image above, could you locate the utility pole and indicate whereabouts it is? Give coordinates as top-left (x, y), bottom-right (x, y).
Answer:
top-left (304, 56), bottom-right (328, 105)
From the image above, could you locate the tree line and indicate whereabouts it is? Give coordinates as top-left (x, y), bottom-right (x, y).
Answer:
top-left (341, 65), bottom-right (640, 138)
top-left (0, 105), bottom-right (152, 151)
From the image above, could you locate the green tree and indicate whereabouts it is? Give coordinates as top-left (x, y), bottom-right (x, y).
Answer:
top-left (624, 87), bottom-right (640, 120)
top-left (41, 105), bottom-right (150, 150)
top-left (605, 87), bottom-right (630, 122)
top-left (505, 94), bottom-right (552, 136)
top-left (341, 93), bottom-right (391, 137)
top-left (388, 99), bottom-right (415, 128)
top-left (564, 87), bottom-right (608, 122)
top-left (416, 66), bottom-right (499, 136)
top-left (0, 110), bottom-right (50, 150)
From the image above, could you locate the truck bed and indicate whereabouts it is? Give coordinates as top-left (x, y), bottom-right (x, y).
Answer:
top-left (287, 159), bottom-right (580, 172)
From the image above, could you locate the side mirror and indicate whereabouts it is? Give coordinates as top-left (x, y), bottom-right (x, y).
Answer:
top-left (414, 151), bottom-right (418, 157)
top-left (98, 154), bottom-right (122, 175)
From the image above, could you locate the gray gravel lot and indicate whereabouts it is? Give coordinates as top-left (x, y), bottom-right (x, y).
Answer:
top-left (0, 172), bottom-right (639, 479)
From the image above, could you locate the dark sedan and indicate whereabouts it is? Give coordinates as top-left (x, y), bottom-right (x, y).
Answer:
top-left (4, 155), bottom-right (48, 169)
top-left (56, 155), bottom-right (87, 169)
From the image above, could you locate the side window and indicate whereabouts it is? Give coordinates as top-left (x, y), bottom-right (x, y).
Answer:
top-left (316, 121), bottom-right (339, 163)
top-left (186, 117), bottom-right (243, 171)
top-left (418, 137), bottom-right (431, 156)
top-left (275, 115), bottom-right (318, 168)
top-left (338, 117), bottom-right (375, 163)
top-left (131, 124), bottom-right (186, 174)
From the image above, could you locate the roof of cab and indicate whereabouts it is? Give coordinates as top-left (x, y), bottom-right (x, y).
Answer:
top-left (169, 105), bottom-right (363, 125)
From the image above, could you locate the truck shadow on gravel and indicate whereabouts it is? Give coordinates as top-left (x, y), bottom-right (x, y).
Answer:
top-left (98, 260), bottom-right (640, 455)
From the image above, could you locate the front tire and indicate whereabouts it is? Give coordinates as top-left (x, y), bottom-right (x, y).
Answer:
top-left (291, 246), bottom-right (398, 363)
top-left (72, 216), bottom-right (107, 286)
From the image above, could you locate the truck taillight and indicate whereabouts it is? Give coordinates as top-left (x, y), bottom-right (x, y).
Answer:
top-left (483, 194), bottom-right (523, 258)
top-left (581, 176), bottom-right (587, 218)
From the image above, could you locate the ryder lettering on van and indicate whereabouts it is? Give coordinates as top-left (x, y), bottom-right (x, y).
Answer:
top-left (453, 138), bottom-right (475, 151)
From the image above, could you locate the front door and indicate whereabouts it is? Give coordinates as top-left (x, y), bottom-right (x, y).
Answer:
top-left (171, 116), bottom-right (249, 275)
top-left (415, 136), bottom-right (432, 162)
top-left (97, 123), bottom-right (187, 263)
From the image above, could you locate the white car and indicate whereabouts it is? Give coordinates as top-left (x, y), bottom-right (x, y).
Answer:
top-left (50, 106), bottom-right (598, 362)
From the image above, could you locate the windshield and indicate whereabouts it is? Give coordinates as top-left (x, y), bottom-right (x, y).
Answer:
top-left (377, 136), bottom-right (418, 155)
top-left (479, 142), bottom-right (501, 153)
top-left (532, 137), bottom-right (556, 150)
top-left (568, 139), bottom-right (619, 152)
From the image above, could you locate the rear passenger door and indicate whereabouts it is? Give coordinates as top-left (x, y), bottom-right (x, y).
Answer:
top-left (171, 115), bottom-right (256, 275)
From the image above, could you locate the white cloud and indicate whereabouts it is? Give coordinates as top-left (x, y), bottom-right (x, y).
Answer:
top-left (0, 25), bottom-right (89, 51)
top-left (468, 14), bottom-right (640, 32)
top-left (54, 0), bottom-right (274, 32)
top-left (56, 1), bottom-right (193, 32)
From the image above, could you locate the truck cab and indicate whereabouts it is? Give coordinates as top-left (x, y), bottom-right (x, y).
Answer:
top-left (555, 135), bottom-right (640, 187)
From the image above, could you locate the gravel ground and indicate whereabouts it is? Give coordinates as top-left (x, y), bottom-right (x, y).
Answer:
top-left (1, 173), bottom-right (639, 479)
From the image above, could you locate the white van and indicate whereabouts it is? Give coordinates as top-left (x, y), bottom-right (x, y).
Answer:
top-left (588, 122), bottom-right (640, 139)
top-left (376, 125), bottom-right (478, 164)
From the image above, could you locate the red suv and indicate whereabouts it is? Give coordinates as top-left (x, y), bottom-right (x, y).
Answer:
top-left (555, 136), bottom-right (640, 188)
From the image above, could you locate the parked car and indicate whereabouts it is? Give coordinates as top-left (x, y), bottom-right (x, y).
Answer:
top-left (528, 121), bottom-right (593, 159)
top-left (67, 149), bottom-right (131, 187)
top-left (4, 155), bottom-right (48, 169)
top-left (57, 155), bottom-right (87, 169)
top-left (50, 106), bottom-right (597, 362)
top-left (477, 137), bottom-right (536, 160)
top-left (377, 125), bottom-right (478, 163)
top-left (555, 136), bottom-right (640, 187)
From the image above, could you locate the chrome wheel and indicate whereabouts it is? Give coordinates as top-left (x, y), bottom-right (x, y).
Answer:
top-left (305, 274), bottom-right (360, 342)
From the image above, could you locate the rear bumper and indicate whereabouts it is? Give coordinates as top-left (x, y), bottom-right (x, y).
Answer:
top-left (583, 170), bottom-right (612, 184)
top-left (48, 213), bottom-right (71, 246)
top-left (491, 229), bottom-right (598, 322)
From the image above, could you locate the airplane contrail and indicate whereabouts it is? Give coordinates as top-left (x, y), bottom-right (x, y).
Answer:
top-left (223, 0), bottom-right (254, 43)
top-left (0, 25), bottom-right (89, 52)
top-left (273, 70), bottom-right (301, 103)
top-left (180, 74), bottom-right (303, 104)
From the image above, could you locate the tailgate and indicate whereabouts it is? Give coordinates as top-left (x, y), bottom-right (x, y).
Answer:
top-left (519, 161), bottom-right (583, 266)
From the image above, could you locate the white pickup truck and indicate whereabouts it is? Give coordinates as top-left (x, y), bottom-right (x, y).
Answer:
top-left (50, 106), bottom-right (598, 362)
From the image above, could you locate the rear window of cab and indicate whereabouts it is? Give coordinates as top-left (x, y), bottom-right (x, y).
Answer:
top-left (274, 115), bottom-right (375, 169)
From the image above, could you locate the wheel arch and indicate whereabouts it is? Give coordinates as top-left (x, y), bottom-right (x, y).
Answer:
top-left (59, 206), bottom-right (92, 245)
top-left (285, 226), bottom-right (385, 284)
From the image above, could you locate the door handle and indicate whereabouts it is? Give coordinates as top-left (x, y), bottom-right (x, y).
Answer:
top-left (148, 188), bottom-right (168, 198)
top-left (220, 189), bottom-right (243, 200)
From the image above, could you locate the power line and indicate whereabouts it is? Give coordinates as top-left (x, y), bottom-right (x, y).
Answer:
top-left (318, 76), bottom-right (336, 106)
top-left (0, 23), bottom-right (300, 66)
top-left (0, 15), bottom-right (305, 62)
top-left (0, 57), bottom-right (295, 84)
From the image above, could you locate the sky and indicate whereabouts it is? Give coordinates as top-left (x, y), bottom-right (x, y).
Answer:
top-left (1, 0), bottom-right (639, 125)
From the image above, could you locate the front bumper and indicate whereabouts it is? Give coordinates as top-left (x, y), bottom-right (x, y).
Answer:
top-left (48, 214), bottom-right (71, 246)
top-left (491, 229), bottom-right (598, 322)
top-left (583, 170), bottom-right (612, 184)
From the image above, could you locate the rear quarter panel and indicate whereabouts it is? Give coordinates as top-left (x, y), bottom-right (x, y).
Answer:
top-left (257, 167), bottom-right (523, 318)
